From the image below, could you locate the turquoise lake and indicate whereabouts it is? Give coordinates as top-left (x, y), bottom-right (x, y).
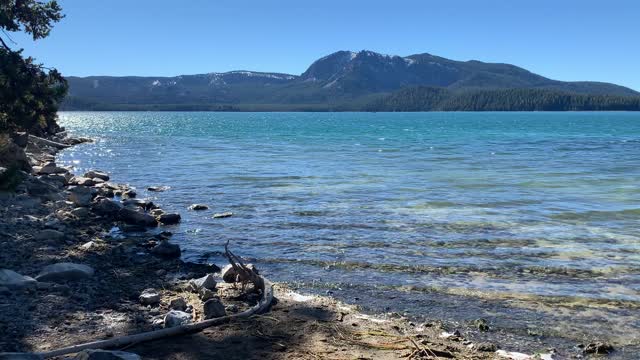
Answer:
top-left (57, 112), bottom-right (640, 354)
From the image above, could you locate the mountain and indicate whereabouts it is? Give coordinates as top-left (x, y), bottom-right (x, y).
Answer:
top-left (62, 50), bottom-right (639, 111)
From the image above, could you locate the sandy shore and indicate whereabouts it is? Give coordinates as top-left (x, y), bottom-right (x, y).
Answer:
top-left (0, 132), bottom-right (577, 359)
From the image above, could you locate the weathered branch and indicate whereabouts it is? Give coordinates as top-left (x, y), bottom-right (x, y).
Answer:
top-left (28, 134), bottom-right (71, 149)
top-left (224, 240), bottom-right (264, 291)
top-left (0, 35), bottom-right (10, 50)
top-left (37, 276), bottom-right (274, 358)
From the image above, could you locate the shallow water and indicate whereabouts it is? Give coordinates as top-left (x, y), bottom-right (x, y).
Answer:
top-left (57, 111), bottom-right (640, 354)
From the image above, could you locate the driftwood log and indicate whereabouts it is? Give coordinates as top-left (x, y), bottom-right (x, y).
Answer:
top-left (36, 245), bottom-right (274, 358)
top-left (28, 134), bottom-right (71, 149)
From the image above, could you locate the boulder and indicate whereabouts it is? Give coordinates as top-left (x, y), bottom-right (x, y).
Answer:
top-left (122, 189), bottom-right (136, 199)
top-left (169, 297), bottom-right (187, 311)
top-left (188, 274), bottom-right (217, 292)
top-left (84, 170), bottom-right (110, 181)
top-left (74, 349), bottom-right (141, 360)
top-left (118, 208), bottom-right (157, 227)
top-left (189, 204), bottom-right (208, 211)
top-left (35, 263), bottom-right (94, 283)
top-left (92, 198), bottom-right (123, 216)
top-left (151, 240), bottom-right (181, 258)
top-left (34, 229), bottom-right (65, 242)
top-left (203, 298), bottom-right (226, 319)
top-left (72, 177), bottom-right (96, 186)
top-left (163, 310), bottom-right (192, 328)
top-left (68, 186), bottom-right (93, 207)
top-left (24, 177), bottom-right (59, 198)
top-left (0, 269), bottom-right (37, 290)
top-left (139, 288), bottom-right (160, 305)
top-left (158, 213), bottom-right (181, 225)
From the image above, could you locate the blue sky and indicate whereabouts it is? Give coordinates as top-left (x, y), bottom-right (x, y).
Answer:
top-left (7, 0), bottom-right (640, 91)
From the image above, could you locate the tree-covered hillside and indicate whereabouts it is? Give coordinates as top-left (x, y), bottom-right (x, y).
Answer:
top-left (366, 87), bottom-right (640, 112)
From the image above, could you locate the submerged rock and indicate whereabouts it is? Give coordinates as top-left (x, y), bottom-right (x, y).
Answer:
top-left (147, 186), bottom-right (170, 192)
top-left (212, 212), bottom-right (233, 219)
top-left (35, 263), bottom-right (94, 283)
top-left (158, 213), bottom-right (181, 225)
top-left (203, 298), bottom-right (226, 319)
top-left (164, 310), bottom-right (191, 328)
top-left (189, 204), bottom-right (208, 211)
top-left (0, 269), bottom-right (37, 290)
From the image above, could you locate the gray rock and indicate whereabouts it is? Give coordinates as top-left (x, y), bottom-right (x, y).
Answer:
top-left (84, 170), bottom-right (110, 181)
top-left (70, 176), bottom-right (96, 186)
top-left (34, 229), bottom-right (65, 242)
top-left (189, 204), bottom-right (208, 211)
top-left (123, 189), bottom-right (136, 199)
top-left (151, 240), bottom-right (181, 258)
top-left (74, 349), bottom-right (141, 360)
top-left (158, 213), bottom-right (181, 225)
top-left (0, 167), bottom-right (6, 177)
top-left (139, 288), bottom-right (160, 305)
top-left (189, 274), bottom-right (217, 292)
top-left (92, 198), bottom-right (123, 216)
top-left (169, 297), bottom-right (187, 311)
top-left (203, 298), bottom-right (226, 319)
top-left (71, 207), bottom-right (90, 218)
top-left (198, 288), bottom-right (217, 301)
top-left (122, 198), bottom-right (154, 209)
top-left (0, 269), bottom-right (37, 290)
top-left (68, 186), bottom-right (93, 207)
top-left (150, 208), bottom-right (165, 217)
top-left (163, 310), bottom-right (192, 328)
top-left (37, 162), bottom-right (65, 175)
top-left (35, 263), bottom-right (94, 283)
top-left (0, 353), bottom-right (43, 359)
top-left (118, 207), bottom-right (157, 227)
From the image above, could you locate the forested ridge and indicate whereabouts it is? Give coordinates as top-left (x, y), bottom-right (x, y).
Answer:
top-left (366, 87), bottom-right (640, 112)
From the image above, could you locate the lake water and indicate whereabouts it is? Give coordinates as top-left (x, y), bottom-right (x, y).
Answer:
top-left (57, 112), bottom-right (640, 355)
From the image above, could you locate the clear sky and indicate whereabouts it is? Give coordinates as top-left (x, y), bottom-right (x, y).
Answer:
top-left (7, 0), bottom-right (640, 91)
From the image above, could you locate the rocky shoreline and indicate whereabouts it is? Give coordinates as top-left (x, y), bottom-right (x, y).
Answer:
top-left (0, 131), bottom-right (572, 359)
